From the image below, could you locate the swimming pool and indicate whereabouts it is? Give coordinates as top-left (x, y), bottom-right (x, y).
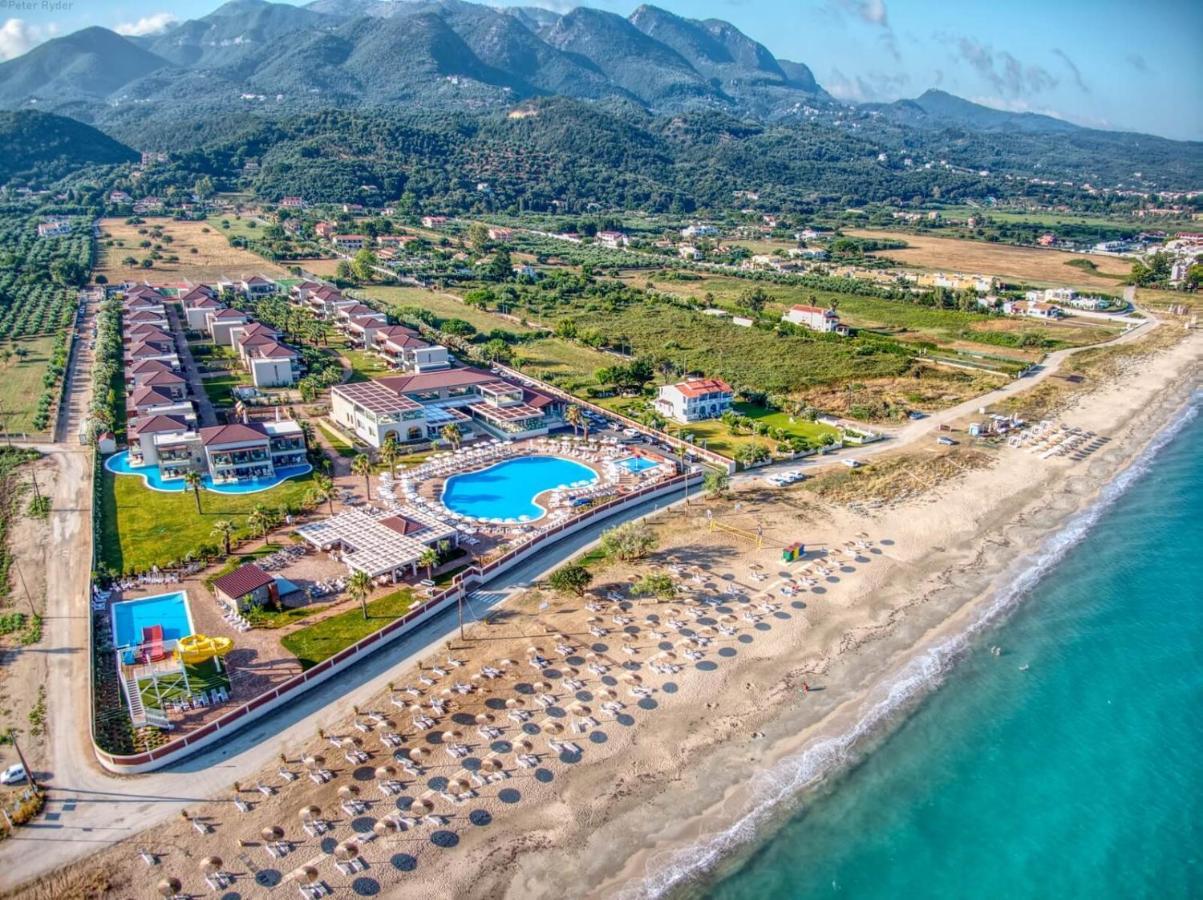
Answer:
top-left (111, 591), bottom-right (194, 648)
top-left (442, 455), bottom-right (598, 521)
top-left (105, 451), bottom-right (312, 494)
top-left (618, 455), bottom-right (660, 474)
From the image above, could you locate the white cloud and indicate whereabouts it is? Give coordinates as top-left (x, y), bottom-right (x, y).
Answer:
top-left (114, 12), bottom-right (178, 37)
top-left (0, 18), bottom-right (59, 61)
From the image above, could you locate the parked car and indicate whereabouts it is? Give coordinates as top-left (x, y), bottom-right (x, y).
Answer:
top-left (842, 459), bottom-right (862, 468)
top-left (0, 764), bottom-right (27, 785)
top-left (937, 436), bottom-right (959, 446)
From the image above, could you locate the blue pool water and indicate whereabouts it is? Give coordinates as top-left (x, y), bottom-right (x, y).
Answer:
top-left (688, 401), bottom-right (1203, 899)
top-left (111, 591), bottom-right (194, 648)
top-left (619, 455), bottom-right (660, 474)
top-left (105, 451), bottom-right (311, 494)
top-left (442, 455), bottom-right (598, 521)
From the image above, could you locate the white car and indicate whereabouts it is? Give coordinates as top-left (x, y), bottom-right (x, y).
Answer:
top-left (842, 459), bottom-right (862, 468)
top-left (936, 436), bottom-right (958, 446)
top-left (0, 764), bottom-right (27, 785)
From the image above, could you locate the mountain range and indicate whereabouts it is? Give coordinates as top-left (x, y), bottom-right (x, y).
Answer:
top-left (0, 0), bottom-right (1198, 195)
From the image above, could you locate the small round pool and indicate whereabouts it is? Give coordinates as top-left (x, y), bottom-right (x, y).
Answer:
top-left (442, 455), bottom-right (598, 521)
top-left (105, 451), bottom-right (312, 495)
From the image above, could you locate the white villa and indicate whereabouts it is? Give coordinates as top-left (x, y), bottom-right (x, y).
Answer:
top-left (655, 378), bottom-right (735, 423)
top-left (1003, 299), bottom-right (1064, 320)
top-left (783, 304), bottom-right (847, 335)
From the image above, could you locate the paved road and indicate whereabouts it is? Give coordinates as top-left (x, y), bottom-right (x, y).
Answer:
top-left (0, 297), bottom-right (1161, 887)
top-left (169, 305), bottom-right (219, 427)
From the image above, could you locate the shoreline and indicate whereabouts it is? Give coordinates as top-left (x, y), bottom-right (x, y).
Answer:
top-left (618, 385), bottom-right (1203, 900)
top-left (496, 334), bottom-right (1201, 900)
top-left (5, 330), bottom-right (1197, 899)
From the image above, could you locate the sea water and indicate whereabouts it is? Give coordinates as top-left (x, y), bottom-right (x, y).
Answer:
top-left (694, 401), bottom-right (1203, 899)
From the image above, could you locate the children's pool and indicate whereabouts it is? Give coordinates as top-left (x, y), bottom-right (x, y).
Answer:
top-left (618, 455), bottom-right (660, 474)
top-left (442, 456), bottom-right (598, 521)
top-left (111, 591), bottom-right (194, 648)
top-left (105, 451), bottom-right (311, 494)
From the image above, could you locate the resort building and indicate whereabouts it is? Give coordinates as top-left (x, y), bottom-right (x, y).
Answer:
top-left (212, 563), bottom-right (281, 610)
top-left (1003, 300), bottom-right (1064, 319)
top-left (244, 340), bottom-right (299, 388)
top-left (372, 326), bottom-right (451, 372)
top-left (330, 367), bottom-right (561, 449)
top-left (199, 421), bottom-right (307, 484)
top-left (239, 275), bottom-right (278, 298)
top-left (207, 308), bottom-right (250, 345)
top-left (655, 378), bottom-right (735, 423)
top-left (297, 506), bottom-right (459, 583)
top-left (783, 304), bottom-right (848, 335)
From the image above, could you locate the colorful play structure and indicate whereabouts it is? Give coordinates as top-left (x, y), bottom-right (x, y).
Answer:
top-left (119, 628), bottom-right (235, 728)
top-left (176, 633), bottom-right (234, 667)
top-left (782, 542), bottom-right (806, 562)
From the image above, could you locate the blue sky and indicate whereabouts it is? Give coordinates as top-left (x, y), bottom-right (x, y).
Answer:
top-left (1, 0), bottom-right (1199, 140)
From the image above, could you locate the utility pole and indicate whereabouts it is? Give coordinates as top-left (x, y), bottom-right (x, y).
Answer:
top-left (11, 560), bottom-right (35, 617)
top-left (8, 731), bottom-right (37, 791)
top-left (29, 470), bottom-right (41, 504)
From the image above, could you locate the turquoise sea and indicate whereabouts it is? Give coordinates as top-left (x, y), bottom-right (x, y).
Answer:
top-left (692, 400), bottom-right (1202, 900)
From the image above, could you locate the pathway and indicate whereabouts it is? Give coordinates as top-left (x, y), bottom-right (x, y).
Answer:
top-left (168, 305), bottom-right (219, 427)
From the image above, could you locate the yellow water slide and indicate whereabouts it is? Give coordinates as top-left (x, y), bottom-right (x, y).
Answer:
top-left (175, 633), bottom-right (234, 665)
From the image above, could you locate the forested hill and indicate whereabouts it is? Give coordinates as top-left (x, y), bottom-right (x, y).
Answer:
top-left (0, 110), bottom-right (137, 184)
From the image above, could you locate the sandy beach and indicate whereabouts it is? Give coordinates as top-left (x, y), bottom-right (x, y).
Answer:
top-left (6, 325), bottom-right (1199, 900)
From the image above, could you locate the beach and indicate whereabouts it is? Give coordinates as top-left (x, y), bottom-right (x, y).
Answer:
top-left (6, 326), bottom-right (1199, 900)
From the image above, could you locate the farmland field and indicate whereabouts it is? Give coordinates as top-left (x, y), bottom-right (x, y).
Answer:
top-left (365, 285), bottom-right (539, 334)
top-left (0, 336), bottom-right (61, 433)
top-left (293, 258), bottom-right (342, 277)
top-left (844, 229), bottom-right (1131, 289)
top-left (96, 218), bottom-right (291, 283)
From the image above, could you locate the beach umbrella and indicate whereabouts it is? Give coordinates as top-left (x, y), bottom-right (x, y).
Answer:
top-left (570, 702), bottom-right (591, 716)
top-left (544, 720), bottom-right (565, 735)
top-left (409, 747), bottom-right (429, 762)
top-left (482, 757), bottom-right (504, 772)
top-left (515, 738), bottom-right (533, 753)
top-left (534, 680), bottom-right (553, 692)
top-left (374, 818), bottom-right (399, 837)
top-left (334, 841), bottom-right (360, 862)
top-left (623, 673), bottom-right (642, 685)
top-left (199, 857), bottom-right (223, 876)
top-left (338, 784), bottom-right (360, 799)
top-left (348, 736), bottom-right (364, 749)
top-left (450, 777), bottom-right (471, 793)
top-left (413, 797), bottom-right (435, 812)
top-left (599, 688), bottom-right (617, 700)
top-left (475, 713), bottom-right (494, 725)
top-left (442, 730), bottom-right (463, 742)
top-left (261, 826), bottom-right (283, 842)
top-left (505, 697), bottom-right (525, 709)
top-left (300, 805), bottom-right (321, 822)
top-left (375, 765), bottom-right (397, 779)
top-left (156, 877), bottom-right (181, 898)
top-left (298, 866), bottom-right (321, 885)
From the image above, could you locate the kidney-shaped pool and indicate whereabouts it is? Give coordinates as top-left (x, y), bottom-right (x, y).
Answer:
top-left (441, 455), bottom-right (598, 522)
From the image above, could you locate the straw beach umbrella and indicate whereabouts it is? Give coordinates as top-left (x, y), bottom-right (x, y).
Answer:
top-left (409, 747), bottom-right (429, 762)
top-left (300, 805), bottom-right (321, 822)
top-left (199, 857), bottom-right (223, 876)
top-left (544, 720), bottom-right (565, 735)
top-left (261, 826), bottom-right (283, 842)
top-left (374, 818), bottom-right (399, 838)
top-left (298, 866), bottom-right (321, 885)
top-left (334, 841), bottom-right (360, 862)
top-left (375, 765), bottom-right (397, 779)
top-left (475, 713), bottom-right (494, 725)
top-left (156, 877), bottom-right (182, 898)
top-left (413, 797), bottom-right (435, 813)
top-left (338, 785), bottom-right (360, 799)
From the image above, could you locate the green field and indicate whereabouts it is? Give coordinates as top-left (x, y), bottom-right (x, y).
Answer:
top-left (281, 588), bottom-right (417, 669)
top-left (201, 372), bottom-right (252, 406)
top-left (317, 420), bottom-right (357, 456)
top-left (98, 468), bottom-right (316, 573)
top-left (0, 336), bottom-right (60, 434)
top-left (516, 337), bottom-right (616, 392)
top-left (365, 285), bottom-right (539, 335)
top-left (139, 658), bottom-right (229, 709)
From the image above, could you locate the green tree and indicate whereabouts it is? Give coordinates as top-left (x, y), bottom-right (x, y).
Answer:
top-left (183, 470), bottom-right (203, 514)
top-left (441, 423), bottom-right (462, 450)
top-left (599, 521), bottom-right (657, 561)
top-left (313, 472), bottom-right (336, 515)
top-left (487, 247), bottom-right (513, 281)
top-left (635, 572), bottom-right (676, 601)
top-left (548, 563), bottom-right (593, 596)
top-left (352, 248), bottom-right (379, 281)
top-left (210, 519), bottom-right (236, 556)
top-left (348, 570), bottom-right (372, 620)
top-left (564, 404), bottom-right (583, 437)
top-left (466, 222), bottom-right (490, 252)
top-left (418, 547), bottom-right (439, 581)
top-left (378, 434), bottom-right (400, 477)
top-left (351, 453), bottom-right (373, 500)
top-left (703, 469), bottom-right (730, 497)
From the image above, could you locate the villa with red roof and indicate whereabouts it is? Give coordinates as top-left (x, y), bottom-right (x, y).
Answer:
top-left (782, 304), bottom-right (847, 335)
top-left (655, 377), bottom-right (735, 423)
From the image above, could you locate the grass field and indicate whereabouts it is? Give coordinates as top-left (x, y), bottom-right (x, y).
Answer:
top-left (96, 218), bottom-right (291, 283)
top-left (281, 588), bottom-right (417, 669)
top-left (200, 372), bottom-right (252, 407)
top-left (0, 336), bottom-right (59, 433)
top-left (98, 468), bottom-right (316, 573)
top-left (293, 258), bottom-right (343, 277)
top-left (365, 286), bottom-right (539, 335)
top-left (317, 420), bottom-right (357, 456)
top-left (139, 659), bottom-right (228, 709)
top-left (516, 337), bottom-right (616, 392)
top-left (844, 229), bottom-right (1131, 290)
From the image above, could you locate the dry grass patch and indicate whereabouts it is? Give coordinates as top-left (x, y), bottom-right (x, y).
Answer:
top-left (96, 218), bottom-right (290, 283)
top-left (804, 448), bottom-right (995, 506)
top-left (845, 229), bottom-right (1131, 290)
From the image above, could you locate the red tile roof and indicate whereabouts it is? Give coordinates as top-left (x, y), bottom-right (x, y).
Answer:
top-left (199, 422), bottom-right (270, 445)
top-left (211, 563), bottom-right (275, 600)
top-left (131, 414), bottom-right (191, 435)
top-left (249, 340), bottom-right (298, 360)
top-left (128, 359), bottom-right (173, 376)
top-left (673, 378), bottom-right (733, 398)
top-left (789, 304), bottom-right (835, 316)
top-left (379, 515), bottom-right (425, 536)
top-left (141, 370), bottom-right (186, 386)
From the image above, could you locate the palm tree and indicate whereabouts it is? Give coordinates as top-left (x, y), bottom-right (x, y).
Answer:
top-left (314, 473), bottom-right (336, 515)
top-left (418, 547), bottom-right (439, 581)
top-left (183, 470), bottom-right (203, 513)
top-left (347, 570), bottom-right (372, 620)
top-left (211, 519), bottom-right (236, 556)
top-left (564, 404), bottom-right (583, 438)
top-left (440, 423), bottom-right (461, 450)
top-left (378, 435), bottom-right (400, 477)
top-left (247, 504), bottom-right (271, 541)
top-left (351, 453), bottom-right (373, 500)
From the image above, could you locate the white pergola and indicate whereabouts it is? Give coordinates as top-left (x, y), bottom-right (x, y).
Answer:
top-left (296, 507), bottom-right (458, 581)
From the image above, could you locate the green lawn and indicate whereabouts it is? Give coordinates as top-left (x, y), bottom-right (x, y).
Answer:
top-left (317, 420), bottom-right (357, 456)
top-left (731, 403), bottom-right (840, 441)
top-left (0, 336), bottom-right (59, 434)
top-left (338, 345), bottom-right (391, 383)
top-left (139, 658), bottom-right (229, 710)
top-left (281, 588), bottom-right (418, 669)
top-left (98, 468), bottom-right (316, 573)
top-left (201, 372), bottom-right (252, 406)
